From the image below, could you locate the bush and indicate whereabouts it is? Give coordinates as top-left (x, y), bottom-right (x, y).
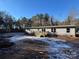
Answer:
top-left (45, 35), bottom-right (48, 37)
top-left (40, 35), bottom-right (44, 37)
top-left (46, 32), bottom-right (58, 37)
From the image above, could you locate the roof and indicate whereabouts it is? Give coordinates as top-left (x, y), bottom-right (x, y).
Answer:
top-left (25, 25), bottom-right (78, 29)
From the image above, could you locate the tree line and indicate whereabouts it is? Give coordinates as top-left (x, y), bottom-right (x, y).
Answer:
top-left (0, 10), bottom-right (79, 31)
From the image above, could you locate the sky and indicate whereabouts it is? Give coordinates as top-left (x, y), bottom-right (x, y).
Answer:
top-left (0, 0), bottom-right (79, 21)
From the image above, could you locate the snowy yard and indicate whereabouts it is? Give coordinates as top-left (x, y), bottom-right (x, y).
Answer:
top-left (0, 32), bottom-right (79, 59)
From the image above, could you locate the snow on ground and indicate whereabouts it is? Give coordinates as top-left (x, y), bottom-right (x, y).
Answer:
top-left (7, 33), bottom-right (79, 59)
top-left (9, 35), bottom-right (66, 42)
top-left (9, 33), bottom-right (71, 48)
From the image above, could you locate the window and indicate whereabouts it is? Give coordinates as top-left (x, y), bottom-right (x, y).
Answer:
top-left (38, 29), bottom-right (39, 31)
top-left (51, 28), bottom-right (53, 32)
top-left (67, 28), bottom-right (70, 33)
top-left (51, 28), bottom-right (56, 32)
top-left (54, 28), bottom-right (56, 32)
top-left (42, 28), bottom-right (45, 32)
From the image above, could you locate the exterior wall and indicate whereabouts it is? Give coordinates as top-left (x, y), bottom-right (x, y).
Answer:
top-left (30, 28), bottom-right (51, 32)
top-left (56, 28), bottom-right (75, 36)
top-left (38, 29), bottom-right (42, 32)
top-left (46, 28), bottom-right (51, 32)
top-left (25, 29), bottom-right (42, 32)
top-left (30, 29), bottom-right (38, 32)
top-left (25, 27), bottom-right (76, 37)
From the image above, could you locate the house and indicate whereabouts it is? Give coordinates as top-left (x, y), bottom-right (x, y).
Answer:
top-left (25, 25), bottom-right (79, 37)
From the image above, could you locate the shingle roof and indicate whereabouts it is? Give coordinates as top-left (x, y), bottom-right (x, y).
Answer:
top-left (25, 25), bottom-right (78, 29)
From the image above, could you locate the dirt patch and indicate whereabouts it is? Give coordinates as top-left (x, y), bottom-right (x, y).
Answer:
top-left (56, 36), bottom-right (77, 41)
top-left (0, 39), bottom-right (49, 59)
top-left (0, 47), bottom-right (49, 59)
top-left (54, 35), bottom-right (79, 48)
